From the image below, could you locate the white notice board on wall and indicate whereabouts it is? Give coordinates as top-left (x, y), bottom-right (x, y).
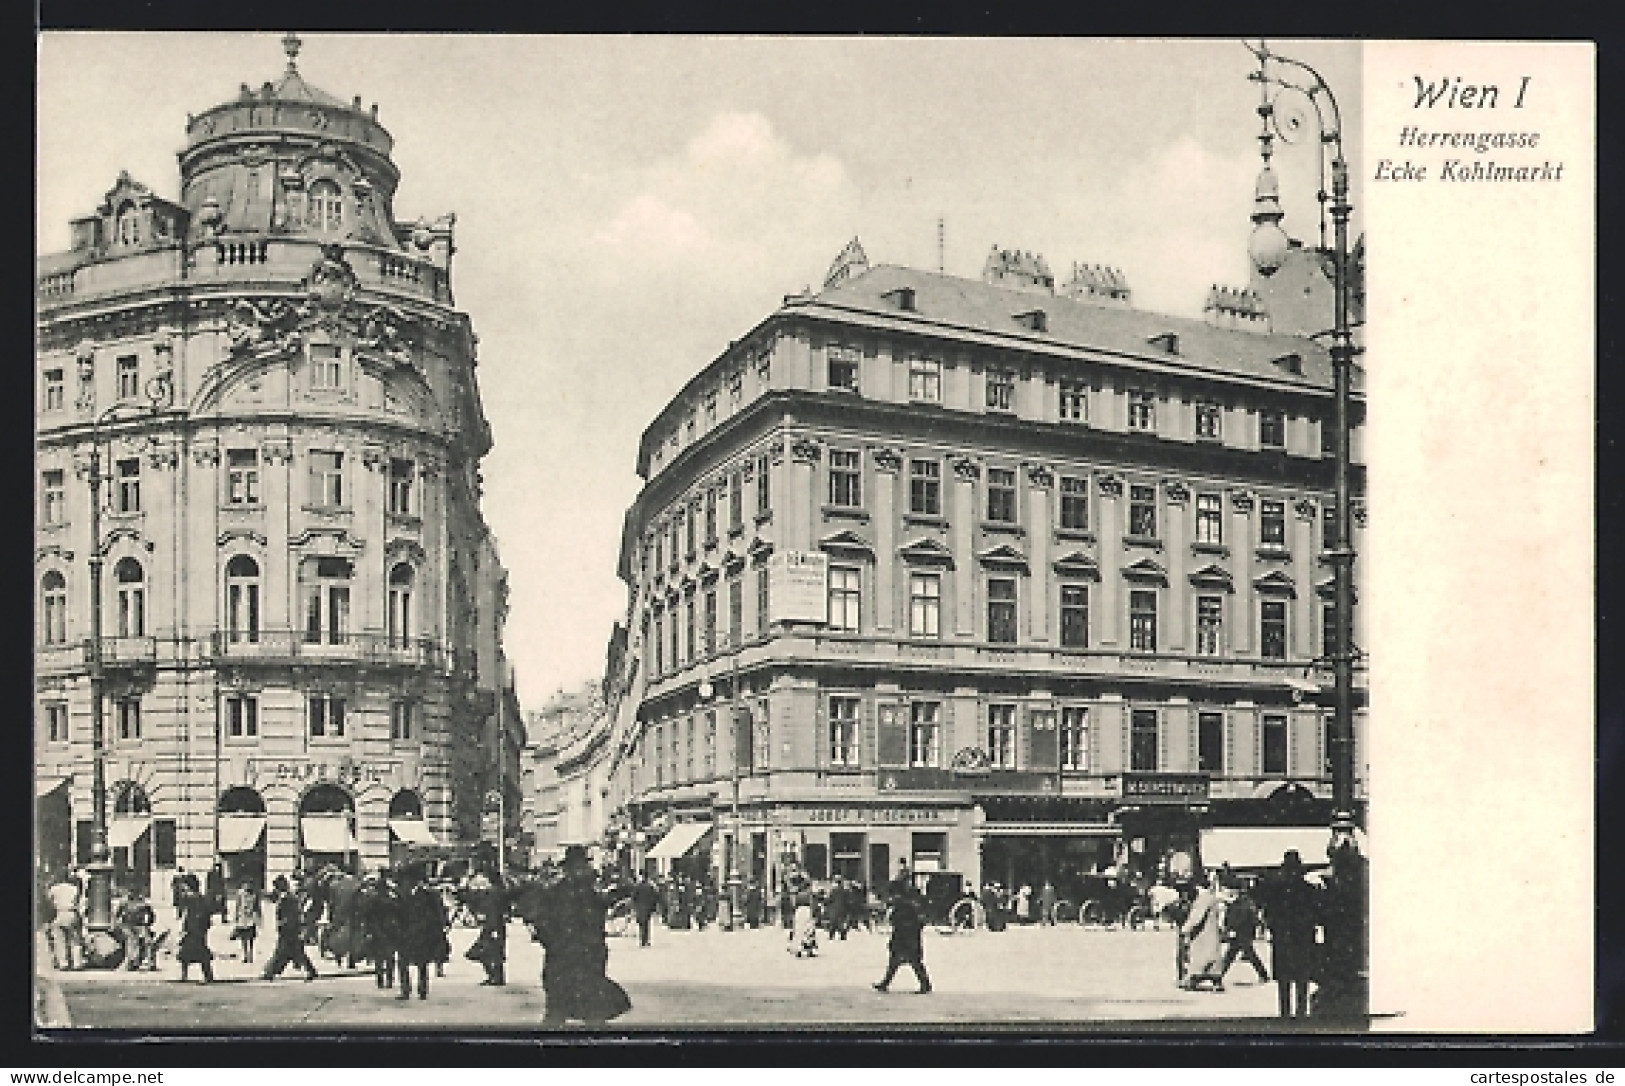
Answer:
top-left (767, 551), bottom-right (828, 624)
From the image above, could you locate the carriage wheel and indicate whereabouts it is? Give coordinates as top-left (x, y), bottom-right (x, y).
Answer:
top-left (605, 900), bottom-right (634, 937)
top-left (948, 898), bottom-right (978, 932)
top-left (1080, 899), bottom-right (1107, 927)
top-left (1125, 904), bottom-right (1148, 931)
top-left (1050, 899), bottom-right (1077, 925)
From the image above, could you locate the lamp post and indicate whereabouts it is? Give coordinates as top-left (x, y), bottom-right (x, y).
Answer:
top-left (80, 369), bottom-right (174, 932)
top-left (1244, 40), bottom-right (1366, 1018)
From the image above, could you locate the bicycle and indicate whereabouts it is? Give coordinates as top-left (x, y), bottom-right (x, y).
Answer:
top-left (941, 895), bottom-right (984, 933)
top-left (1049, 898), bottom-right (1081, 925)
top-left (1079, 897), bottom-right (1148, 930)
top-left (604, 897), bottom-right (635, 938)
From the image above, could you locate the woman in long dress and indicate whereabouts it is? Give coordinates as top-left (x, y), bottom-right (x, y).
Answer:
top-left (230, 881), bottom-right (261, 964)
top-left (790, 875), bottom-right (818, 958)
top-left (176, 878), bottom-right (215, 983)
top-left (1180, 873), bottom-right (1227, 992)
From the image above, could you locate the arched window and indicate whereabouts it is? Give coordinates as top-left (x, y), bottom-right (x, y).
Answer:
top-left (307, 180), bottom-right (344, 233)
top-left (301, 557), bottom-right (352, 645)
top-left (114, 558), bottom-right (145, 638)
top-left (116, 203), bottom-right (141, 246)
top-left (41, 570), bottom-right (67, 645)
top-left (387, 563), bottom-right (414, 647)
top-left (225, 555), bottom-right (261, 643)
top-left (113, 780), bottom-right (152, 816)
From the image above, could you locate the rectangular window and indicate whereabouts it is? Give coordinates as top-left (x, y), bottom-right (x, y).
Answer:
top-left (389, 700), bottom-right (415, 740)
top-left (703, 389), bottom-right (717, 426)
top-left (987, 577), bottom-right (1018, 643)
top-left (44, 702), bottom-right (69, 743)
top-left (828, 345), bottom-right (860, 392)
top-left (987, 704), bottom-right (1016, 769)
top-left (1129, 589), bottom-right (1158, 652)
top-left (1059, 381), bottom-right (1088, 423)
top-left (1061, 706), bottom-right (1089, 771)
top-left (728, 575), bottom-right (743, 646)
top-left (117, 355), bottom-right (139, 400)
top-left (651, 613), bottom-right (664, 676)
top-left (827, 565), bottom-right (860, 632)
top-left (755, 350), bottom-right (771, 384)
top-left (117, 697), bottom-right (141, 741)
top-left (670, 516), bottom-right (682, 569)
top-left (728, 367), bottom-right (743, 405)
top-left (309, 694), bottom-right (346, 738)
top-left (756, 565), bottom-right (770, 635)
top-left (1128, 389), bottom-right (1156, 431)
top-left (828, 449), bottom-right (862, 508)
top-left (1198, 712), bottom-right (1225, 773)
top-left (986, 369), bottom-right (1015, 411)
top-left (729, 470), bottom-right (743, 531)
top-left (908, 702), bottom-right (941, 767)
top-left (1060, 584), bottom-right (1089, 648)
top-left (828, 696), bottom-right (860, 767)
top-left (909, 573), bottom-right (940, 637)
top-left (909, 459), bottom-right (941, 516)
top-left (224, 448), bottom-right (260, 506)
top-left (1195, 493), bottom-right (1223, 545)
top-left (1260, 499), bottom-right (1286, 546)
top-left (686, 499), bottom-right (698, 556)
top-left (116, 458), bottom-right (141, 513)
top-left (1060, 476), bottom-right (1089, 530)
top-left (1130, 709), bottom-right (1158, 772)
top-left (703, 488), bottom-right (716, 545)
top-left (388, 459), bottom-right (415, 515)
top-left (1322, 601), bottom-right (1337, 659)
top-left (41, 470), bottom-right (66, 526)
top-left (1196, 401), bottom-right (1222, 440)
top-left (670, 603), bottom-right (680, 667)
top-left (704, 711), bottom-right (716, 777)
top-left (44, 369), bottom-right (64, 411)
top-left (1321, 418), bottom-right (1336, 455)
top-left (684, 595), bottom-right (696, 663)
top-left (908, 357), bottom-right (941, 402)
top-left (310, 450), bottom-right (344, 507)
top-left (1261, 599), bottom-right (1288, 659)
top-left (1262, 714), bottom-right (1288, 775)
top-left (153, 819), bottom-right (176, 868)
top-left (986, 467), bottom-right (1017, 523)
top-left (309, 344), bottom-right (343, 390)
top-left (703, 587), bottom-right (717, 656)
top-left (1128, 484), bottom-right (1156, 539)
top-left (224, 693), bottom-right (259, 738)
top-left (1197, 596), bottom-right (1224, 656)
top-left (1260, 409), bottom-right (1286, 448)
top-left (756, 454), bottom-right (771, 516)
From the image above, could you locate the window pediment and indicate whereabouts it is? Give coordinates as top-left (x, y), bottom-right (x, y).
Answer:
top-left (1188, 563), bottom-right (1235, 592)
top-left (1254, 570), bottom-right (1298, 597)
top-left (1052, 551), bottom-right (1100, 579)
top-left (899, 537), bottom-right (954, 567)
top-left (818, 530), bottom-right (875, 557)
top-left (975, 543), bottom-right (1029, 571)
top-left (1121, 557), bottom-right (1168, 584)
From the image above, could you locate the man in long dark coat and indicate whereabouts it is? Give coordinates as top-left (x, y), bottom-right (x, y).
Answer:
top-left (262, 875), bottom-right (318, 982)
top-left (392, 864), bottom-right (442, 1000)
top-left (825, 876), bottom-right (851, 940)
top-left (534, 845), bottom-right (631, 1025)
top-left (1260, 850), bottom-right (1320, 1018)
top-left (630, 874), bottom-right (660, 947)
top-left (364, 873), bottom-right (399, 990)
top-left (326, 868), bottom-right (362, 968)
top-left (872, 881), bottom-right (931, 994)
top-left (473, 873), bottom-right (509, 985)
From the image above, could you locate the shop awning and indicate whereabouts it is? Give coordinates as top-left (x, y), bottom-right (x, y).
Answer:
top-left (35, 775), bottom-right (70, 798)
top-left (645, 821), bottom-right (711, 860)
top-left (300, 816), bottom-right (357, 854)
top-left (108, 818), bottom-right (151, 849)
top-left (1199, 826), bottom-right (1367, 871)
top-left (389, 819), bottom-right (439, 846)
top-left (218, 816), bottom-right (267, 854)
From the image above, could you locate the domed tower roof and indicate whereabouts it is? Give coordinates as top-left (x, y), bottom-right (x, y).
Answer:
top-left (177, 33), bottom-right (404, 248)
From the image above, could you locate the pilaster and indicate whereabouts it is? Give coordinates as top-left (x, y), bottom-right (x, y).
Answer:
top-left (1229, 489), bottom-right (1254, 654)
top-left (950, 457), bottom-right (978, 638)
top-left (1097, 474), bottom-right (1123, 645)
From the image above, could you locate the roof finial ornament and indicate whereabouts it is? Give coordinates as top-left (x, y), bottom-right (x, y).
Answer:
top-left (282, 31), bottom-right (302, 72)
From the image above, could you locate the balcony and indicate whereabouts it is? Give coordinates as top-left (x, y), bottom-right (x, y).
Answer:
top-left (33, 637), bottom-right (158, 675)
top-left (208, 630), bottom-right (447, 669)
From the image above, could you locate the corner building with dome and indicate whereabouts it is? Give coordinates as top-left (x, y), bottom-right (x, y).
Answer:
top-left (605, 237), bottom-right (1368, 910)
top-left (34, 38), bottom-right (523, 897)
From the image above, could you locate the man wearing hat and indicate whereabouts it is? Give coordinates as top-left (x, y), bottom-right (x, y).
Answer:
top-left (1261, 850), bottom-right (1320, 1018)
top-left (262, 875), bottom-right (318, 982)
top-left (533, 845), bottom-right (631, 1025)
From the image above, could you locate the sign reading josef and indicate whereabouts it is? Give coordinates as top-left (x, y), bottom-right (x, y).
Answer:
top-left (767, 551), bottom-right (829, 624)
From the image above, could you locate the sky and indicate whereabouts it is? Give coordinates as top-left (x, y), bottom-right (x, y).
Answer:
top-left (37, 34), bottom-right (1361, 708)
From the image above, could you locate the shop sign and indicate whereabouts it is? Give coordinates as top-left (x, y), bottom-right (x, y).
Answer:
top-left (767, 551), bottom-right (828, 623)
top-left (248, 757), bottom-right (398, 789)
top-left (1122, 773), bottom-right (1210, 804)
top-left (780, 806), bottom-right (957, 826)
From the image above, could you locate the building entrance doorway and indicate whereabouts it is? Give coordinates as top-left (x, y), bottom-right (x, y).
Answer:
top-left (979, 834), bottom-right (1113, 919)
top-left (298, 783), bottom-right (357, 874)
top-left (110, 781), bottom-right (153, 897)
top-left (217, 786), bottom-right (268, 891)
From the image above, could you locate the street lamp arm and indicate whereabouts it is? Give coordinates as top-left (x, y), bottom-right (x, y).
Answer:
top-left (1245, 40), bottom-right (1345, 159)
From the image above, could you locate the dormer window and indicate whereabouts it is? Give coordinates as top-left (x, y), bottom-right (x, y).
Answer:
top-left (1147, 332), bottom-right (1179, 355)
top-left (828, 345), bottom-right (860, 392)
top-left (1273, 352), bottom-right (1304, 375)
top-left (116, 204), bottom-right (141, 246)
top-left (883, 287), bottom-right (917, 312)
top-left (308, 180), bottom-right (344, 233)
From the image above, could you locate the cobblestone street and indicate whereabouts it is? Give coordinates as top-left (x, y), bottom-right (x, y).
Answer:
top-left (41, 919), bottom-right (1295, 1031)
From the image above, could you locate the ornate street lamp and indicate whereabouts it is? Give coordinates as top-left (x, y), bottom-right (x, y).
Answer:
top-left (81, 366), bottom-right (175, 933)
top-left (1245, 40), bottom-right (1367, 1019)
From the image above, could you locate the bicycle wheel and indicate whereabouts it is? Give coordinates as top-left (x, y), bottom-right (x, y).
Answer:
top-left (1080, 899), bottom-right (1107, 927)
top-left (1125, 904), bottom-right (1147, 930)
top-left (605, 900), bottom-right (634, 937)
top-left (1051, 899), bottom-right (1077, 925)
top-left (948, 898), bottom-right (977, 931)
